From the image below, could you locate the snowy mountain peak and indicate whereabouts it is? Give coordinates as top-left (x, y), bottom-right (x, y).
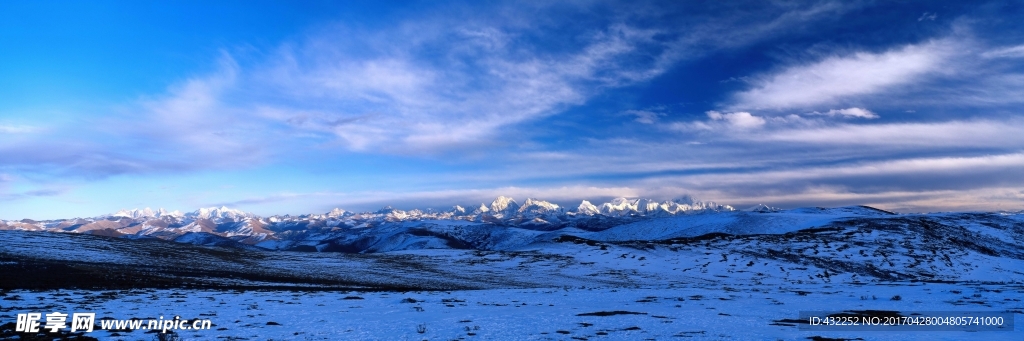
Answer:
top-left (112, 207), bottom-right (183, 219)
top-left (490, 196), bottom-right (517, 210)
top-left (113, 208), bottom-right (150, 219)
top-left (489, 196), bottom-right (520, 215)
top-left (472, 203), bottom-right (490, 215)
top-left (327, 208), bottom-right (348, 218)
top-left (600, 197), bottom-right (640, 216)
top-left (191, 206), bottom-right (252, 220)
top-left (519, 198), bottom-right (560, 215)
top-left (576, 200), bottom-right (600, 215)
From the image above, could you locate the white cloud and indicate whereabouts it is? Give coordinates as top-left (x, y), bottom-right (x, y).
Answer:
top-left (693, 153), bottom-right (1024, 185)
top-left (981, 44), bottom-right (1024, 59)
top-left (123, 54), bottom-right (274, 167)
top-left (0, 125), bottom-right (38, 133)
top-left (757, 119), bottom-right (1024, 147)
top-left (624, 109), bottom-right (662, 124)
top-left (730, 39), bottom-right (955, 110)
top-left (705, 111), bottom-right (766, 129)
top-left (672, 108), bottom-right (1020, 150)
top-left (810, 107), bottom-right (879, 119)
top-left (248, 19), bottom-right (683, 154)
top-left (672, 111), bottom-right (811, 132)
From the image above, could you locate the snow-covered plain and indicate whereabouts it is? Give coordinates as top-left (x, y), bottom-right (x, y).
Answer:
top-left (2, 284), bottom-right (1022, 340)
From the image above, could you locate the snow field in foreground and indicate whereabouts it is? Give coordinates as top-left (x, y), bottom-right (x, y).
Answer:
top-left (3, 283), bottom-right (1022, 340)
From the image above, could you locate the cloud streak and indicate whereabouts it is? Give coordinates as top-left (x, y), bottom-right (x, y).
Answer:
top-left (982, 44), bottom-right (1024, 59)
top-left (756, 119), bottom-right (1024, 147)
top-left (810, 107), bottom-right (878, 119)
top-left (251, 20), bottom-right (692, 153)
top-left (730, 39), bottom-right (956, 111)
top-left (0, 188), bottom-right (67, 202)
top-left (0, 125), bottom-right (38, 134)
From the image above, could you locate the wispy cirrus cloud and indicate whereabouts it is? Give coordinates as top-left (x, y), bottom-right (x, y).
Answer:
top-left (0, 125), bottom-right (38, 134)
top-left (755, 119), bottom-right (1024, 147)
top-left (0, 188), bottom-right (68, 202)
top-left (0, 54), bottom-right (265, 179)
top-left (251, 21), bottom-right (691, 153)
top-left (729, 39), bottom-right (958, 111)
top-left (211, 191), bottom-right (345, 207)
top-left (651, 153), bottom-right (1024, 187)
top-left (673, 109), bottom-right (1024, 148)
top-left (982, 44), bottom-right (1024, 59)
top-left (808, 107), bottom-right (878, 119)
top-left (623, 109), bottom-right (664, 124)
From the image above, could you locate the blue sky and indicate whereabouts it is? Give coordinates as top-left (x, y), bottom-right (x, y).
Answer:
top-left (3, 0), bottom-right (1024, 219)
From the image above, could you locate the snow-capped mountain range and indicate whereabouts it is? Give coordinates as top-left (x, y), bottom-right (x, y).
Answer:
top-left (112, 206), bottom-right (253, 220)
top-left (0, 196), bottom-right (735, 248)
top-left (5, 201), bottom-right (1023, 340)
top-left (91, 196), bottom-right (733, 222)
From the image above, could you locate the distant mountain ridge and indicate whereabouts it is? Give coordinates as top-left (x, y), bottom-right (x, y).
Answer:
top-left (0, 196), bottom-right (734, 248)
top-left (112, 206), bottom-right (251, 220)
top-left (100, 196), bottom-right (735, 222)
